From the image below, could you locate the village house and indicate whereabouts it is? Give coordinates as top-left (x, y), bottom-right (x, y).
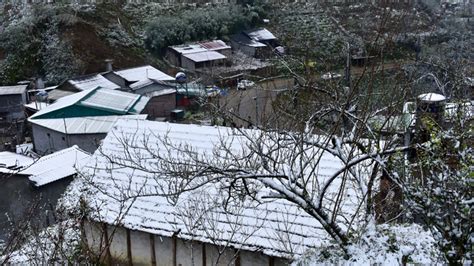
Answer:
top-left (0, 85), bottom-right (28, 122)
top-left (49, 74), bottom-right (121, 101)
top-left (166, 42), bottom-right (229, 72)
top-left (130, 80), bottom-right (177, 118)
top-left (65, 119), bottom-right (364, 265)
top-left (198, 40), bottom-right (232, 57)
top-left (231, 28), bottom-right (278, 58)
top-left (102, 65), bottom-right (175, 90)
top-left (0, 146), bottom-right (90, 242)
top-left (28, 88), bottom-right (149, 154)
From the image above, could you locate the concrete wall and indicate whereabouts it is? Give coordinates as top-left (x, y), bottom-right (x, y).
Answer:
top-left (181, 56), bottom-right (197, 72)
top-left (0, 94), bottom-right (26, 121)
top-left (31, 124), bottom-right (105, 154)
top-left (144, 93), bottom-right (176, 118)
top-left (230, 40), bottom-right (257, 58)
top-left (84, 221), bottom-right (290, 266)
top-left (0, 174), bottom-right (72, 242)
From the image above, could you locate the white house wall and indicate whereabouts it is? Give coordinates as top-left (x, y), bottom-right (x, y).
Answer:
top-left (31, 124), bottom-right (105, 154)
top-left (108, 226), bottom-right (128, 263)
top-left (83, 221), bottom-right (289, 266)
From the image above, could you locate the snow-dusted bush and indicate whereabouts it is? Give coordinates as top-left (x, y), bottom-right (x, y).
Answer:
top-left (145, 4), bottom-right (261, 53)
top-left (402, 116), bottom-right (473, 265)
top-left (0, 220), bottom-right (83, 264)
top-left (296, 223), bottom-right (445, 265)
top-left (98, 23), bottom-right (141, 48)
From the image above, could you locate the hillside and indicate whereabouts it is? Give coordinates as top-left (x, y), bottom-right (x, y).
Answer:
top-left (0, 3), bottom-right (262, 86)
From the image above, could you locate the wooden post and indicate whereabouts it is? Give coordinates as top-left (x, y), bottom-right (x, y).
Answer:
top-left (172, 236), bottom-right (177, 266)
top-left (235, 250), bottom-right (241, 266)
top-left (269, 256), bottom-right (275, 266)
top-left (126, 229), bottom-right (132, 266)
top-left (150, 234), bottom-right (156, 266)
top-left (202, 243), bottom-right (206, 266)
top-left (102, 223), bottom-right (112, 265)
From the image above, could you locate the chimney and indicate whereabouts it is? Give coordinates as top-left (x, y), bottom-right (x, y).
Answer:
top-left (35, 77), bottom-right (45, 90)
top-left (105, 59), bottom-right (113, 72)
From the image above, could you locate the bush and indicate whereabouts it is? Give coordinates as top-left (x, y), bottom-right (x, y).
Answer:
top-left (145, 5), bottom-right (262, 54)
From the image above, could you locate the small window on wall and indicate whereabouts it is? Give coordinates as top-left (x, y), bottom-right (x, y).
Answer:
top-left (62, 137), bottom-right (66, 141)
top-left (47, 133), bottom-right (51, 137)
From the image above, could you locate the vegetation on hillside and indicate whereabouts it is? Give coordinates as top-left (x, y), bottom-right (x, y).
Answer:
top-left (144, 4), bottom-right (264, 54)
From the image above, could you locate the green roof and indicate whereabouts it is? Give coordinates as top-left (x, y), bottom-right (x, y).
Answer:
top-left (30, 87), bottom-right (150, 119)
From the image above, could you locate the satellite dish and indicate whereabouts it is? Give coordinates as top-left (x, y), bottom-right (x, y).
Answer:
top-left (175, 72), bottom-right (187, 84)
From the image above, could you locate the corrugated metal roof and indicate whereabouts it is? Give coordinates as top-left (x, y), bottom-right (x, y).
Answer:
top-left (0, 151), bottom-right (34, 174)
top-left (129, 78), bottom-right (175, 91)
top-left (28, 115), bottom-right (148, 134)
top-left (199, 40), bottom-right (231, 51)
top-left (24, 101), bottom-right (49, 112)
top-left (0, 85), bottom-right (27, 96)
top-left (182, 50), bottom-right (226, 63)
top-left (145, 88), bottom-right (176, 98)
top-left (30, 90), bottom-right (93, 119)
top-left (244, 28), bottom-right (277, 41)
top-left (170, 44), bottom-right (208, 55)
top-left (47, 89), bottom-right (76, 101)
top-left (21, 145), bottom-right (91, 187)
top-left (130, 96), bottom-right (150, 114)
top-left (68, 74), bottom-right (120, 91)
top-left (231, 33), bottom-right (267, 48)
top-left (80, 89), bottom-right (141, 113)
top-left (114, 65), bottom-right (174, 83)
top-left (65, 120), bottom-right (367, 259)
top-left (30, 88), bottom-right (150, 119)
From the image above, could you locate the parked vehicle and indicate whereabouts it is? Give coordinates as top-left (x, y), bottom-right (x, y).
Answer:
top-left (237, 80), bottom-right (255, 90)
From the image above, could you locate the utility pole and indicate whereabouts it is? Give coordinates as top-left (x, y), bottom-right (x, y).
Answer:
top-left (345, 42), bottom-right (351, 90)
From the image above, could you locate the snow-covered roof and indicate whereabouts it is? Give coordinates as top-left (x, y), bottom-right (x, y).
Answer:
top-left (244, 28), bottom-right (277, 42)
top-left (232, 33), bottom-right (267, 48)
top-left (47, 89), bottom-right (76, 101)
top-left (182, 50), bottom-right (227, 63)
top-left (199, 40), bottom-right (231, 51)
top-left (145, 88), bottom-right (176, 98)
top-left (29, 88), bottom-right (149, 119)
top-left (20, 145), bottom-right (91, 187)
top-left (68, 74), bottom-right (120, 91)
top-left (29, 90), bottom-right (93, 119)
top-left (170, 44), bottom-right (208, 55)
top-left (417, 93), bottom-right (446, 103)
top-left (24, 101), bottom-right (50, 112)
top-left (114, 65), bottom-right (174, 83)
top-left (80, 89), bottom-right (141, 113)
top-left (0, 85), bottom-right (27, 96)
top-left (28, 115), bottom-right (147, 134)
top-left (65, 120), bottom-right (366, 259)
top-left (129, 78), bottom-right (175, 91)
top-left (0, 151), bottom-right (34, 174)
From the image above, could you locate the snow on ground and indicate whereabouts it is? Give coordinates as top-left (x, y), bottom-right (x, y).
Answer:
top-left (1, 220), bottom-right (81, 265)
top-left (296, 223), bottom-right (445, 265)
